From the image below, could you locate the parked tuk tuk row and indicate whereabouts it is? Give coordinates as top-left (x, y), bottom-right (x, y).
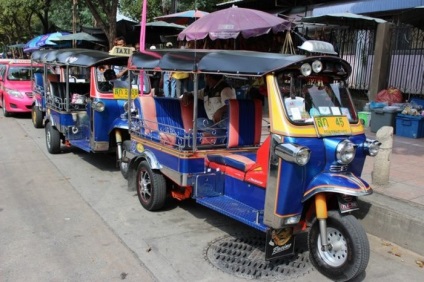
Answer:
top-left (29, 41), bottom-right (380, 282)
top-left (30, 47), bottom-right (150, 165)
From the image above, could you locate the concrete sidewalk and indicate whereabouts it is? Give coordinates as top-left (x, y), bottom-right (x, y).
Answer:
top-left (356, 127), bottom-right (424, 256)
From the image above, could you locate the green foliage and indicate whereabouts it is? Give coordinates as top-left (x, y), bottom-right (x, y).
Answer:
top-left (178, 0), bottom-right (226, 12)
top-left (50, 0), bottom-right (93, 31)
top-left (0, 0), bottom-right (38, 47)
top-left (0, 0), bottom-right (89, 47)
top-left (119, 0), bottom-right (230, 22)
top-left (0, 0), bottom-right (229, 50)
top-left (120, 0), bottom-right (163, 21)
top-left (83, 0), bottom-right (120, 49)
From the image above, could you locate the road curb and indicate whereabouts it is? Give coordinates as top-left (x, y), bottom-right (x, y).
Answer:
top-left (353, 192), bottom-right (424, 256)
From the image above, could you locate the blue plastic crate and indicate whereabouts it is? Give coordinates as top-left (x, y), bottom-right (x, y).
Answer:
top-left (410, 98), bottom-right (424, 108)
top-left (395, 114), bottom-right (424, 138)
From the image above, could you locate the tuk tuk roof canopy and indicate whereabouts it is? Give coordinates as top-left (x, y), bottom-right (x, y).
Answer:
top-left (31, 48), bottom-right (129, 67)
top-left (129, 49), bottom-right (351, 77)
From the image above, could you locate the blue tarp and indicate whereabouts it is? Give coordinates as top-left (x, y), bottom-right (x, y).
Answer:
top-left (313, 0), bottom-right (424, 16)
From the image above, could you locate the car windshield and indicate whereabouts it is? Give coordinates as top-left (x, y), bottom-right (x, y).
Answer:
top-left (276, 72), bottom-right (357, 124)
top-left (7, 66), bottom-right (40, 81)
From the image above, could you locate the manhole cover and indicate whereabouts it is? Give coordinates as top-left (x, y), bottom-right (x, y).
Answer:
top-left (205, 232), bottom-right (313, 280)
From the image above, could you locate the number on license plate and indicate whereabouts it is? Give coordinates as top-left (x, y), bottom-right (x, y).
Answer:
top-left (314, 116), bottom-right (351, 136)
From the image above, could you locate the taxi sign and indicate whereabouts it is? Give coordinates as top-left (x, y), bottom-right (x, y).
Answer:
top-left (109, 46), bottom-right (135, 57)
top-left (314, 116), bottom-right (351, 136)
top-left (113, 87), bottom-right (138, 99)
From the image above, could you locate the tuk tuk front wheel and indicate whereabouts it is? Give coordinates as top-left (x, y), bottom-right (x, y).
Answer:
top-left (308, 211), bottom-right (370, 282)
top-left (32, 106), bottom-right (43, 128)
top-left (136, 161), bottom-right (166, 211)
top-left (45, 122), bottom-right (61, 154)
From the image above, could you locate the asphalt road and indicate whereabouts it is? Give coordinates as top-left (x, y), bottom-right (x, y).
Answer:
top-left (1, 112), bottom-right (423, 281)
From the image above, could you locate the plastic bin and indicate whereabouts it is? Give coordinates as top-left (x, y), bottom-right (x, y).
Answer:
top-left (410, 98), bottom-right (424, 108)
top-left (370, 107), bottom-right (399, 133)
top-left (358, 111), bottom-right (371, 127)
top-left (395, 114), bottom-right (424, 138)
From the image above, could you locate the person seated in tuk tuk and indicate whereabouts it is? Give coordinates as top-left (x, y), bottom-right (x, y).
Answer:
top-left (97, 65), bottom-right (108, 82)
top-left (181, 74), bottom-right (236, 130)
top-left (99, 69), bottom-right (129, 92)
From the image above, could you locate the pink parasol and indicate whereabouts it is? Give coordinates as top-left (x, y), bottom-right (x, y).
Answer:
top-left (178, 6), bottom-right (292, 41)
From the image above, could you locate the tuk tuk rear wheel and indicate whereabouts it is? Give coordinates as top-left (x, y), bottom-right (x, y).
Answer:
top-left (308, 211), bottom-right (370, 281)
top-left (46, 122), bottom-right (61, 154)
top-left (119, 140), bottom-right (131, 179)
top-left (136, 161), bottom-right (166, 211)
top-left (32, 106), bottom-right (43, 128)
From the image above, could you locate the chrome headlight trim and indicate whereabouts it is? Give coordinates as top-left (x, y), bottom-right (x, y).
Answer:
top-left (336, 140), bottom-right (357, 164)
top-left (312, 60), bottom-right (323, 73)
top-left (123, 101), bottom-right (129, 112)
top-left (300, 63), bottom-right (312, 77)
top-left (275, 143), bottom-right (311, 166)
top-left (364, 139), bottom-right (380, 156)
top-left (93, 100), bottom-right (105, 112)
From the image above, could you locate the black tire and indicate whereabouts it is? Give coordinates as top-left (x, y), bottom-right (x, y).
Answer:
top-left (32, 105), bottom-right (43, 128)
top-left (308, 211), bottom-right (370, 281)
top-left (136, 161), bottom-right (166, 211)
top-left (119, 140), bottom-right (131, 179)
top-left (2, 96), bottom-right (11, 117)
top-left (45, 122), bottom-right (61, 154)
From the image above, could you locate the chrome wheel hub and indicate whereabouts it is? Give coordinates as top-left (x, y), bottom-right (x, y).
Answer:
top-left (317, 227), bottom-right (348, 267)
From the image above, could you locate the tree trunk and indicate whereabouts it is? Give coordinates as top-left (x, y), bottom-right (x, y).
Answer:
top-left (83, 0), bottom-right (119, 50)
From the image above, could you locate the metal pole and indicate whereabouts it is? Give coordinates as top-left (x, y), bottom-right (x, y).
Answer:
top-left (72, 0), bottom-right (78, 48)
top-left (139, 0), bottom-right (148, 97)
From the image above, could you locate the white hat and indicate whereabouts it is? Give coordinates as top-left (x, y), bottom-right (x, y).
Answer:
top-left (150, 45), bottom-right (156, 50)
top-left (166, 42), bottom-right (173, 47)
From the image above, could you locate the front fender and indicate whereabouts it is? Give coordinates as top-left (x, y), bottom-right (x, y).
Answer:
top-left (108, 117), bottom-right (129, 134)
top-left (127, 146), bottom-right (162, 192)
top-left (303, 172), bottom-right (373, 202)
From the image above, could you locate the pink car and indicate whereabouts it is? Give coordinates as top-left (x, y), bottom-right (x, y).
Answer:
top-left (0, 59), bottom-right (43, 117)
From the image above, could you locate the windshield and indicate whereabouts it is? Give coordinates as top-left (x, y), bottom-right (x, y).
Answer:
top-left (8, 66), bottom-right (42, 81)
top-left (96, 66), bottom-right (151, 94)
top-left (277, 72), bottom-right (357, 124)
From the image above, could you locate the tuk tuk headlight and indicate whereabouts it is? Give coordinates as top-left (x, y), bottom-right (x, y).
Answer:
top-left (336, 140), bottom-right (357, 164)
top-left (312, 60), bottom-right (323, 73)
top-left (123, 101), bottom-right (137, 114)
top-left (364, 139), bottom-right (380, 156)
top-left (300, 63), bottom-right (312, 76)
top-left (123, 101), bottom-right (129, 112)
top-left (93, 100), bottom-right (105, 112)
top-left (275, 143), bottom-right (311, 166)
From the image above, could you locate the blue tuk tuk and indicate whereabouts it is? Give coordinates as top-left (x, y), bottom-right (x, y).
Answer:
top-left (123, 42), bottom-right (380, 281)
top-left (31, 49), bottom-right (62, 128)
top-left (39, 48), bottom-right (150, 165)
